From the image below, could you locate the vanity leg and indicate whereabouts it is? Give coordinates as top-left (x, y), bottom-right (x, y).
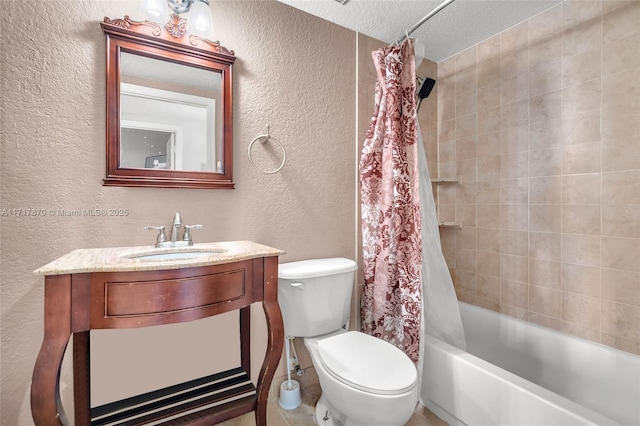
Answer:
top-left (31, 275), bottom-right (72, 426)
top-left (73, 331), bottom-right (91, 425)
top-left (255, 258), bottom-right (284, 426)
top-left (240, 306), bottom-right (251, 377)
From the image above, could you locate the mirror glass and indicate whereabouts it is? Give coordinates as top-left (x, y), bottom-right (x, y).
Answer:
top-left (119, 52), bottom-right (223, 173)
top-left (101, 16), bottom-right (236, 189)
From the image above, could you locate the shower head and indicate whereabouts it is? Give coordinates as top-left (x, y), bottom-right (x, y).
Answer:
top-left (416, 77), bottom-right (436, 113)
top-left (417, 77), bottom-right (436, 100)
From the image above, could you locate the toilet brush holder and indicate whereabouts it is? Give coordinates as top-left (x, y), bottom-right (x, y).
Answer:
top-left (279, 379), bottom-right (301, 410)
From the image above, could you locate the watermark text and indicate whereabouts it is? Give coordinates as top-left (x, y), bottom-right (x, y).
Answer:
top-left (1, 208), bottom-right (130, 218)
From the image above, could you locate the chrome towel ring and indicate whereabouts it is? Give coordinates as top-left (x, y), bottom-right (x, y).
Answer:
top-left (247, 125), bottom-right (286, 174)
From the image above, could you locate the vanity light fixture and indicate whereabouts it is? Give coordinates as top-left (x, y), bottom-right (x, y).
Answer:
top-left (140, 0), bottom-right (213, 37)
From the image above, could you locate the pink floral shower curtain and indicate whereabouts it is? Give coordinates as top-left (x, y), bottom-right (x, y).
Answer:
top-left (360, 39), bottom-right (422, 363)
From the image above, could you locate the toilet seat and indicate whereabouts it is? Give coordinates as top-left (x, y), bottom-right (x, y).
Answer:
top-left (316, 331), bottom-right (417, 396)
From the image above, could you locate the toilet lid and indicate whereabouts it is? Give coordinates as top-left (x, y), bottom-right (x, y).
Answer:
top-left (278, 257), bottom-right (357, 279)
top-left (317, 331), bottom-right (417, 395)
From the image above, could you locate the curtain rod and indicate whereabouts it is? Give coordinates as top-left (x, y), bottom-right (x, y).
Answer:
top-left (396, 0), bottom-right (456, 44)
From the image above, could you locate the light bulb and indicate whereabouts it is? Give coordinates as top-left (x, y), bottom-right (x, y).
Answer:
top-left (140, 0), bottom-right (168, 19)
top-left (186, 0), bottom-right (213, 37)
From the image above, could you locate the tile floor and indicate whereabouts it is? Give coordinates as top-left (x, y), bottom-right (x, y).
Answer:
top-left (218, 382), bottom-right (447, 426)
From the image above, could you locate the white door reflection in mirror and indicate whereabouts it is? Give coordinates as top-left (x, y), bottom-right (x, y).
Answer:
top-left (120, 122), bottom-right (180, 169)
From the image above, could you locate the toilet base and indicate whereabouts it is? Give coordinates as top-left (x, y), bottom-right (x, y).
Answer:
top-left (315, 394), bottom-right (343, 426)
top-left (316, 393), bottom-right (386, 426)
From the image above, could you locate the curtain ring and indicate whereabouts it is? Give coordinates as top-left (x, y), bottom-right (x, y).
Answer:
top-left (247, 126), bottom-right (286, 174)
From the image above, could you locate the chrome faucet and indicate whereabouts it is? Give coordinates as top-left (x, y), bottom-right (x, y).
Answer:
top-left (170, 213), bottom-right (182, 244)
top-left (145, 213), bottom-right (203, 248)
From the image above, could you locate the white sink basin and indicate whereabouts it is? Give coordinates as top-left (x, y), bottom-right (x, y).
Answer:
top-left (127, 250), bottom-right (224, 262)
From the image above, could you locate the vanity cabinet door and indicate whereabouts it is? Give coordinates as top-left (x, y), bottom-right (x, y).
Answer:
top-left (89, 260), bottom-right (254, 328)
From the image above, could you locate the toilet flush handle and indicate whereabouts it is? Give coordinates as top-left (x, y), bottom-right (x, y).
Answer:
top-left (290, 282), bottom-right (305, 290)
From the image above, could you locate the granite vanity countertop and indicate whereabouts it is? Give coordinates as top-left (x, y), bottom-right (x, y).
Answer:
top-left (34, 241), bottom-right (285, 275)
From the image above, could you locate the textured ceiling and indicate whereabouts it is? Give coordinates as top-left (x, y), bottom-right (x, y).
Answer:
top-left (276, 0), bottom-right (563, 62)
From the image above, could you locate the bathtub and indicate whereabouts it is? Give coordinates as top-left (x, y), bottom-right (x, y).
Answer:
top-left (421, 302), bottom-right (640, 426)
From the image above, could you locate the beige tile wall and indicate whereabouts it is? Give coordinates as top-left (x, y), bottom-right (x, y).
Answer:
top-left (436, 0), bottom-right (640, 355)
top-left (418, 58), bottom-right (440, 177)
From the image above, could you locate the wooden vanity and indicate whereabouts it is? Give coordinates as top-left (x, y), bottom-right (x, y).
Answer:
top-left (31, 241), bottom-right (285, 426)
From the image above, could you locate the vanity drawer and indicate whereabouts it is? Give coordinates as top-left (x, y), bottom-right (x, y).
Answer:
top-left (104, 269), bottom-right (245, 317)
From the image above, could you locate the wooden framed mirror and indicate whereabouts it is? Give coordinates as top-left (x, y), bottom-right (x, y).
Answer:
top-left (101, 15), bottom-right (236, 189)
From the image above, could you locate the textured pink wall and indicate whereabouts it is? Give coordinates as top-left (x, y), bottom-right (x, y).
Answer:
top-left (0, 0), bottom-right (356, 422)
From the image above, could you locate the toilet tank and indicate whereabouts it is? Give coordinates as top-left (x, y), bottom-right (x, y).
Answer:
top-left (278, 258), bottom-right (358, 337)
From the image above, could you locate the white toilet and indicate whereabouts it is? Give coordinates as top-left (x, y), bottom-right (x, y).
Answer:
top-left (278, 258), bottom-right (419, 426)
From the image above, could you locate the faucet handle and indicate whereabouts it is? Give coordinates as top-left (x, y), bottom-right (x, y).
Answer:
top-left (183, 224), bottom-right (203, 243)
top-left (144, 225), bottom-right (167, 244)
